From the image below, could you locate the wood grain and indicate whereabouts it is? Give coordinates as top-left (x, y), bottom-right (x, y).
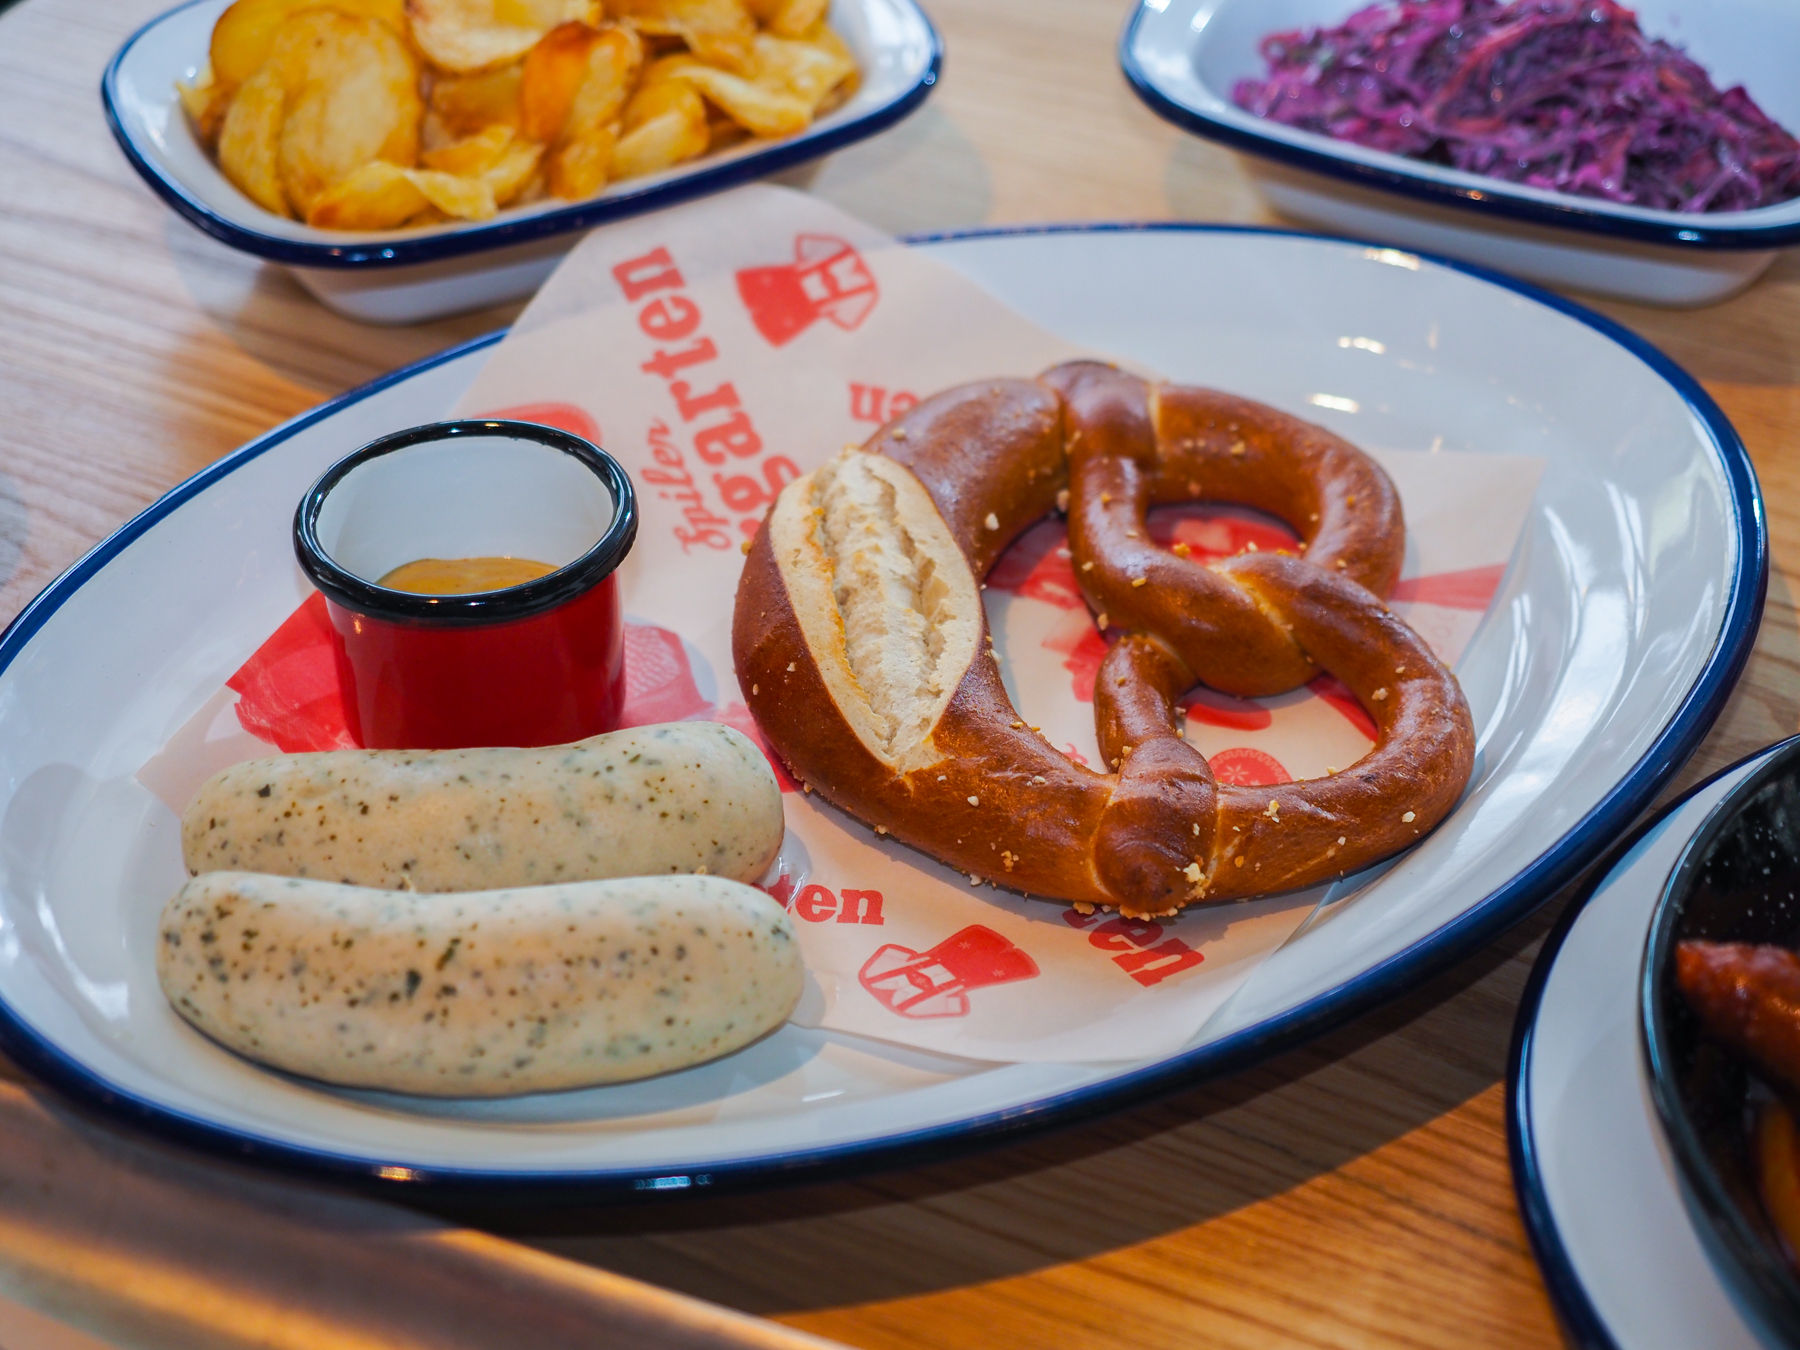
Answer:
top-left (2, 0), bottom-right (1798, 1344)
top-left (509, 912), bottom-right (1564, 1350)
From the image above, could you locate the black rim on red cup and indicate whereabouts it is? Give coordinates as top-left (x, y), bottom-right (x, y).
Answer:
top-left (294, 419), bottom-right (637, 625)
top-left (293, 419), bottom-right (637, 749)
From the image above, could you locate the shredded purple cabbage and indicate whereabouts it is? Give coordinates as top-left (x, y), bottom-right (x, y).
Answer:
top-left (1232, 0), bottom-right (1800, 213)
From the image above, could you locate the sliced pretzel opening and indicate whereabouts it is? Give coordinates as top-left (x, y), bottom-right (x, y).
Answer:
top-left (771, 449), bottom-right (980, 770)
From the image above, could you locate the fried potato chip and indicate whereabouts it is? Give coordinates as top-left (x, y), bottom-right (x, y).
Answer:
top-left (196, 0), bottom-right (855, 230)
top-left (636, 38), bottom-right (837, 136)
top-left (522, 21), bottom-right (638, 195)
top-left (803, 22), bottom-right (858, 112)
top-left (812, 65), bottom-right (856, 118)
top-left (563, 26), bottom-right (643, 133)
top-left (621, 72), bottom-right (701, 126)
top-left (706, 109), bottom-right (749, 152)
top-left (635, 50), bottom-right (699, 84)
top-left (306, 159), bottom-right (431, 227)
top-left (546, 125), bottom-right (614, 198)
top-left (209, 0), bottom-right (408, 86)
top-left (744, 0), bottom-right (824, 38)
top-left (176, 68), bottom-right (216, 123)
top-left (307, 159), bottom-right (500, 226)
top-left (177, 64), bottom-right (235, 146)
top-left (658, 60), bottom-right (808, 137)
top-left (428, 62), bottom-right (524, 138)
top-left (407, 166), bottom-right (498, 216)
top-left (419, 120), bottom-right (514, 172)
top-left (482, 137), bottom-right (546, 202)
top-left (609, 0), bottom-right (754, 74)
top-left (750, 31), bottom-right (853, 111)
top-left (215, 61), bottom-right (290, 215)
top-left (519, 20), bottom-right (603, 141)
top-left (273, 11), bottom-right (423, 216)
top-left (413, 121), bottom-right (541, 201)
top-left (407, 0), bottom-right (597, 73)
top-left (612, 79), bottom-right (708, 178)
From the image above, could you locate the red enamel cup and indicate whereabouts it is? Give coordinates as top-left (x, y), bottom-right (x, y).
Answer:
top-left (293, 420), bottom-right (638, 750)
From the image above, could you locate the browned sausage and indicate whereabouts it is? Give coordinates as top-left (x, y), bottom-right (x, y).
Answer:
top-left (1676, 940), bottom-right (1800, 1092)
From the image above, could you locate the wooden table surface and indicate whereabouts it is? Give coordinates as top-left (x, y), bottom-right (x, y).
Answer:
top-left (4, 0), bottom-right (1798, 1345)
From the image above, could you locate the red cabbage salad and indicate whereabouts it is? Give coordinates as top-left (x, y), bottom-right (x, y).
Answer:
top-left (1231, 0), bottom-right (1800, 213)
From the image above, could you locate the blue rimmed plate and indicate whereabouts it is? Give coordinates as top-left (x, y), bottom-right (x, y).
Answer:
top-left (1120, 0), bottom-right (1800, 306)
top-left (0, 224), bottom-right (1762, 1195)
top-left (1509, 744), bottom-right (1789, 1349)
top-left (101, 0), bottom-right (939, 322)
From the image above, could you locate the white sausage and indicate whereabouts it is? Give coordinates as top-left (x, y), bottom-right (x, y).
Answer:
top-left (158, 871), bottom-right (802, 1095)
top-left (181, 723), bottom-right (783, 891)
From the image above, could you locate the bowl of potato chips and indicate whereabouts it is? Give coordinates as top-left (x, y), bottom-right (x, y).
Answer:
top-left (102, 0), bottom-right (939, 322)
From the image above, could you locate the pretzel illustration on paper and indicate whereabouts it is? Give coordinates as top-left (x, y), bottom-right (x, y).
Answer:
top-left (732, 362), bottom-right (1476, 917)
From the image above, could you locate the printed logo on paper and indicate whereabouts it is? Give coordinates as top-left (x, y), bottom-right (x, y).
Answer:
top-left (477, 402), bottom-right (602, 445)
top-left (858, 925), bottom-right (1040, 1019)
top-left (735, 235), bottom-right (878, 347)
top-left (1062, 911), bottom-right (1207, 988)
top-left (1206, 747), bottom-right (1290, 787)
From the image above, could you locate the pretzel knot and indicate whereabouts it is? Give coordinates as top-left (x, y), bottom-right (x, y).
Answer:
top-left (733, 362), bottom-right (1477, 917)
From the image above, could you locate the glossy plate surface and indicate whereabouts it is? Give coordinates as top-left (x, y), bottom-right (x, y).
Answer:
top-left (1121, 0), bottom-right (1800, 249)
top-left (1510, 747), bottom-right (1783, 1350)
top-left (0, 226), bottom-right (1762, 1191)
top-left (102, 0), bottom-right (940, 269)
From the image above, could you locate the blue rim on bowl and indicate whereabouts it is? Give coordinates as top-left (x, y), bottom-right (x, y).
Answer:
top-left (0, 223), bottom-right (1766, 1199)
top-left (1504, 750), bottom-right (1760, 1350)
top-left (1639, 738), bottom-right (1800, 1345)
top-left (101, 0), bottom-right (942, 269)
top-left (1118, 0), bottom-right (1800, 252)
top-left (1505, 741), bottom-right (1800, 1350)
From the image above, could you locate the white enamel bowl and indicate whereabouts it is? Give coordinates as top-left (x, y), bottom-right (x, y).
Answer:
top-left (1510, 745), bottom-right (1790, 1349)
top-left (102, 0), bottom-right (940, 323)
top-left (0, 225), bottom-right (1760, 1194)
top-left (1122, 0), bottom-right (1800, 306)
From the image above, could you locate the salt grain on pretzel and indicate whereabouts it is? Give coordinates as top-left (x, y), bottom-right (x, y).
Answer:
top-left (732, 362), bottom-right (1475, 917)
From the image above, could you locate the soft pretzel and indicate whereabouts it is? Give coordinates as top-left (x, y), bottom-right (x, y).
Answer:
top-left (731, 362), bottom-right (1476, 916)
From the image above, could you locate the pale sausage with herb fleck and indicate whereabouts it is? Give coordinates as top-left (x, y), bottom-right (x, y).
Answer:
top-left (181, 723), bottom-right (783, 891)
top-left (158, 871), bottom-right (802, 1094)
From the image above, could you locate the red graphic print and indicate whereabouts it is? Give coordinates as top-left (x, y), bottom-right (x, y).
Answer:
top-left (712, 701), bottom-right (799, 792)
top-left (223, 606), bottom-right (796, 790)
top-left (1207, 747), bottom-right (1291, 787)
top-left (1307, 673), bottom-right (1378, 740)
top-left (1062, 908), bottom-right (1207, 986)
top-left (1182, 685), bottom-right (1273, 731)
top-left (859, 925), bottom-right (1039, 1019)
top-left (786, 884), bottom-right (885, 924)
top-left (1041, 619), bottom-right (1112, 703)
top-left (1390, 563), bottom-right (1506, 610)
top-left (618, 623), bottom-right (710, 727)
top-left (736, 235), bottom-right (878, 347)
top-left (228, 592), bottom-right (357, 753)
top-left (477, 402), bottom-right (602, 445)
top-left (1149, 506), bottom-right (1300, 560)
top-left (849, 383), bottom-right (918, 424)
top-left (986, 506), bottom-right (1477, 740)
top-left (759, 870), bottom-right (797, 909)
top-left (990, 510), bottom-right (1308, 705)
top-left (987, 520), bottom-right (1084, 609)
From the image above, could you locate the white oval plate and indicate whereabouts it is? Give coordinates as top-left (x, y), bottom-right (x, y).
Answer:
top-left (1510, 745), bottom-right (1783, 1349)
top-left (0, 226), bottom-right (1761, 1193)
